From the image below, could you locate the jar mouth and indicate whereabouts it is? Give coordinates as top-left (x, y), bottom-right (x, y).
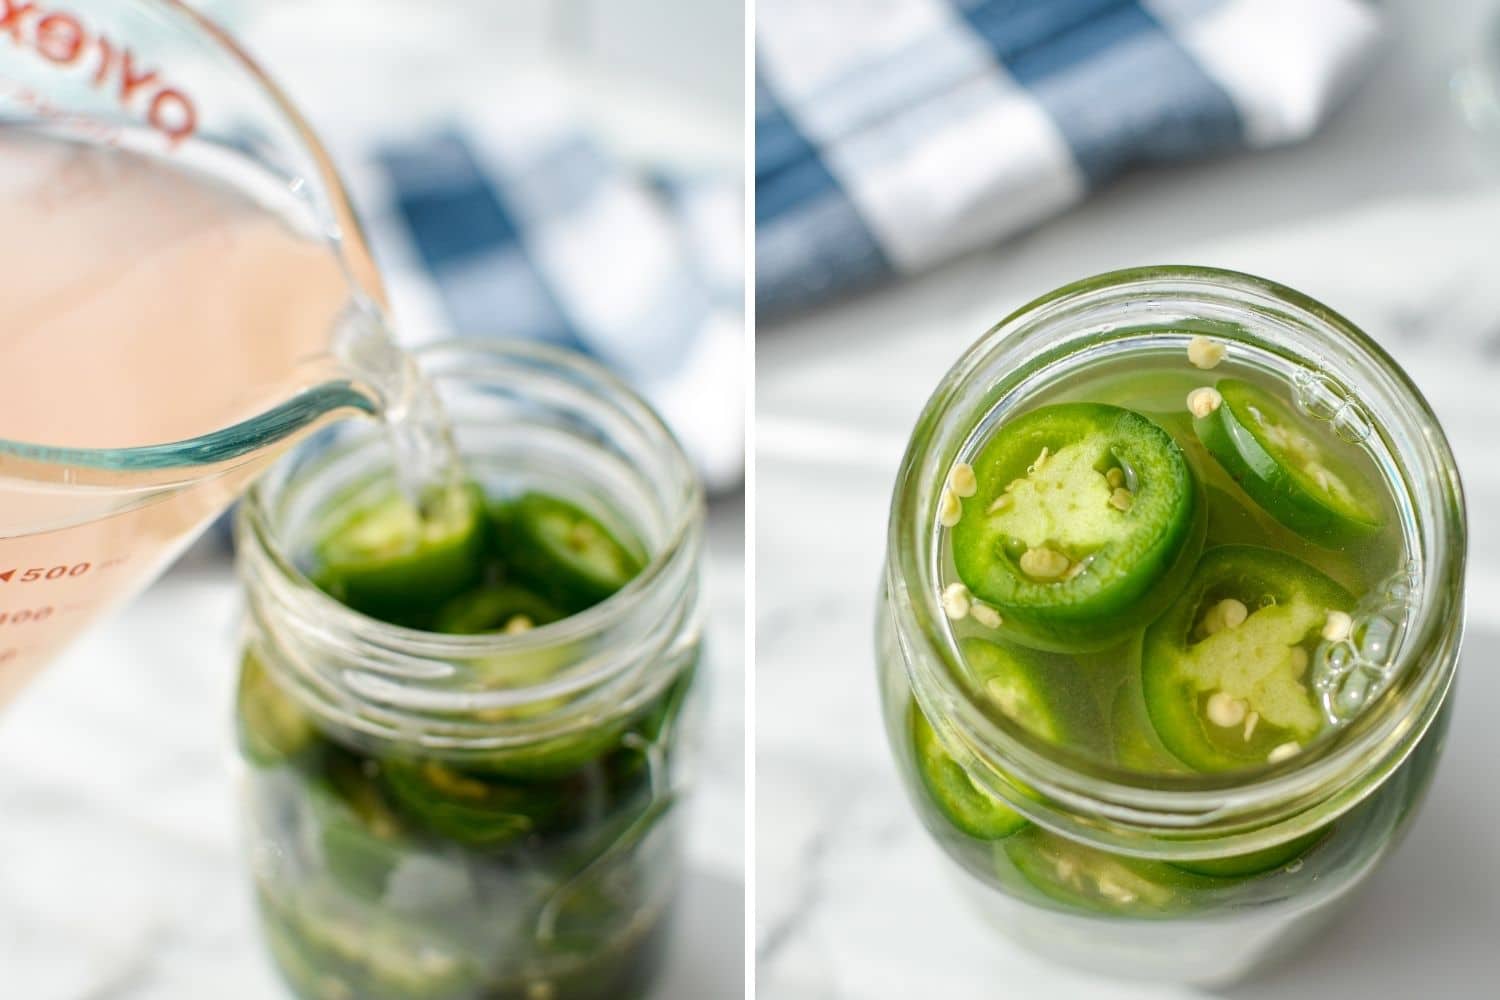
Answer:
top-left (889, 266), bottom-right (1465, 842)
top-left (239, 338), bottom-right (704, 739)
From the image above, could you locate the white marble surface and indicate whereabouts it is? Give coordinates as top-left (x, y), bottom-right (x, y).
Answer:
top-left (756, 1), bottom-right (1500, 996)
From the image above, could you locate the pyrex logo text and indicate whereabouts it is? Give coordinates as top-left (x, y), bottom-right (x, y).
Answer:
top-left (1, 0), bottom-right (198, 144)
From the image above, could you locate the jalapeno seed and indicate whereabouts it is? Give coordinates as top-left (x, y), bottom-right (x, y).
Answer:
top-left (969, 602), bottom-right (1003, 629)
top-left (1188, 336), bottom-right (1226, 370)
top-left (1197, 597), bottom-right (1248, 637)
top-left (1187, 387), bottom-right (1223, 419)
top-left (1019, 546), bottom-right (1071, 580)
top-left (949, 462), bottom-right (978, 498)
top-left (942, 582), bottom-right (972, 620)
top-left (1323, 609), bottom-right (1352, 642)
top-left (1268, 741), bottom-right (1301, 763)
top-left (939, 488), bottom-right (963, 527)
top-left (1205, 691), bottom-right (1247, 728)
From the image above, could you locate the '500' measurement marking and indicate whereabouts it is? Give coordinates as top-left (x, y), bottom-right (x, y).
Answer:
top-left (0, 562), bottom-right (89, 583)
top-left (23, 563), bottom-right (88, 582)
top-left (0, 606), bottom-right (53, 625)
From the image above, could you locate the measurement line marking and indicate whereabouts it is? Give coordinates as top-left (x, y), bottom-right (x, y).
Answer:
top-left (0, 570), bottom-right (13, 582)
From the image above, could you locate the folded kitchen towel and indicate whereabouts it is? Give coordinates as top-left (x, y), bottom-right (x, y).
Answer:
top-left (756, 0), bottom-right (1382, 315)
top-left (344, 122), bottom-right (745, 492)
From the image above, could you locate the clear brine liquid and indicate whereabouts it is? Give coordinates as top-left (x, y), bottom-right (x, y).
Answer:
top-left (0, 133), bottom-right (463, 704)
top-left (938, 341), bottom-right (1414, 774)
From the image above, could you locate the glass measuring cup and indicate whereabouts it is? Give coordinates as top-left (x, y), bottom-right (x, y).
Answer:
top-left (0, 0), bottom-right (434, 705)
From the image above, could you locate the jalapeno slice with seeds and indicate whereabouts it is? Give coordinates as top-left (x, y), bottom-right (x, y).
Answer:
top-left (1193, 379), bottom-right (1383, 544)
top-left (312, 484), bottom-right (485, 624)
top-left (958, 637), bottom-right (1082, 745)
top-left (952, 403), bottom-right (1201, 652)
top-left (432, 584), bottom-right (565, 635)
top-left (261, 891), bottom-right (483, 999)
top-left (1003, 827), bottom-right (1211, 916)
top-left (909, 700), bottom-right (1027, 840)
top-left (1142, 545), bottom-right (1353, 773)
top-left (494, 494), bottom-right (646, 613)
top-left (380, 759), bottom-right (549, 849)
top-left (313, 753), bottom-right (411, 901)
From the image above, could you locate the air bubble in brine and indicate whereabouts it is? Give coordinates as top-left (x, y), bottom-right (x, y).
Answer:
top-left (1335, 671), bottom-right (1371, 716)
top-left (1293, 371), bottom-right (1344, 419)
top-left (1332, 401), bottom-right (1373, 444)
top-left (1353, 615), bottom-right (1397, 665)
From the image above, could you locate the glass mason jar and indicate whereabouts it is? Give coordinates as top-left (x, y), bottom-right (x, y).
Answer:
top-left (876, 267), bottom-right (1465, 986)
top-left (234, 341), bottom-right (704, 1000)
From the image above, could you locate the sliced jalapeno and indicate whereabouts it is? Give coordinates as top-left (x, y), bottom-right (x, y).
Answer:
top-left (312, 753), bottom-right (410, 901)
top-left (1194, 379), bottom-right (1383, 544)
top-left (494, 494), bottom-right (645, 613)
top-left (493, 664), bottom-right (692, 788)
top-left (237, 650), bottom-right (317, 766)
top-left (1142, 545), bottom-right (1353, 773)
top-left (952, 403), bottom-right (1201, 652)
top-left (265, 893), bottom-right (482, 1000)
top-left (1170, 827), bottom-right (1327, 878)
top-left (958, 637), bottom-right (1077, 744)
top-left (380, 759), bottom-right (547, 849)
top-left (1109, 683), bottom-right (1186, 774)
top-left (909, 700), bottom-right (1027, 840)
top-left (313, 484), bottom-right (485, 624)
top-left (1002, 827), bottom-right (1210, 916)
top-left (432, 584), bottom-right (565, 635)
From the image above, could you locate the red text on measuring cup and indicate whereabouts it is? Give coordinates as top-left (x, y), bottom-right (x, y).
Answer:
top-left (1, 0), bottom-right (198, 144)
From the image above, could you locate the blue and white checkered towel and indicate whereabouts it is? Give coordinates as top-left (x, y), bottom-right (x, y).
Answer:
top-left (344, 122), bottom-right (745, 492)
top-left (757, 0), bottom-right (1381, 315)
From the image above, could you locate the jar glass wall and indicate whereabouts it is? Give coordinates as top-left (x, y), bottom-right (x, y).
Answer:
top-left (234, 341), bottom-right (704, 1000)
top-left (876, 268), bottom-right (1465, 985)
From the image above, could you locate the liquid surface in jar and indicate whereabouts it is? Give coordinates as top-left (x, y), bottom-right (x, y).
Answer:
top-left (931, 336), bottom-right (1412, 778)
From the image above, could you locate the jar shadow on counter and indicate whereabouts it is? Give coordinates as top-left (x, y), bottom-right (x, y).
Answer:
top-left (1216, 624), bottom-right (1500, 999)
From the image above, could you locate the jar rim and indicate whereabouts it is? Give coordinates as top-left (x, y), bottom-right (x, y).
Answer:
top-left (887, 266), bottom-right (1465, 844)
top-left (238, 338), bottom-right (704, 742)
